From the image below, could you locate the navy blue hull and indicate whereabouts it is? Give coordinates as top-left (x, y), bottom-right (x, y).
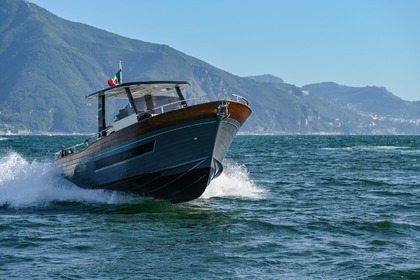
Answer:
top-left (55, 113), bottom-right (243, 203)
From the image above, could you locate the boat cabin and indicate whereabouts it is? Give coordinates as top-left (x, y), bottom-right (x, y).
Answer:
top-left (86, 81), bottom-right (190, 136)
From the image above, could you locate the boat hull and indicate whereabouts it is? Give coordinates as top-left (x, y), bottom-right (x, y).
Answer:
top-left (55, 101), bottom-right (251, 203)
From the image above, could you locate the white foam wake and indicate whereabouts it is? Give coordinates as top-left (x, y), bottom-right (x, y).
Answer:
top-left (0, 152), bottom-right (122, 208)
top-left (0, 153), bottom-right (264, 208)
top-left (201, 160), bottom-right (265, 200)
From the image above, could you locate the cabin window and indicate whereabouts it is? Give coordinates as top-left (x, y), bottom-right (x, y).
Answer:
top-left (148, 91), bottom-right (185, 113)
top-left (107, 86), bottom-right (188, 123)
top-left (155, 96), bottom-right (183, 112)
top-left (104, 96), bottom-right (136, 123)
top-left (133, 98), bottom-right (147, 113)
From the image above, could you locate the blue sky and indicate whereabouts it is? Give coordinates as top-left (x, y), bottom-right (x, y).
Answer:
top-left (30, 0), bottom-right (420, 101)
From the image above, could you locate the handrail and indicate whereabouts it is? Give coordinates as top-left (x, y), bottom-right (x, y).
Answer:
top-left (150, 97), bottom-right (208, 114)
top-left (85, 126), bottom-right (112, 143)
top-left (152, 100), bottom-right (187, 114)
top-left (232, 94), bottom-right (249, 106)
top-left (54, 141), bottom-right (87, 159)
top-left (54, 126), bottom-right (112, 159)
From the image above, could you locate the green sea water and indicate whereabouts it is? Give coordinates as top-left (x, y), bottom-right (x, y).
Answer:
top-left (1, 135), bottom-right (419, 279)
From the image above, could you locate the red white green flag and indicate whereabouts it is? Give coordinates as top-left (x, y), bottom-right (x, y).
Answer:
top-left (107, 69), bottom-right (121, 87)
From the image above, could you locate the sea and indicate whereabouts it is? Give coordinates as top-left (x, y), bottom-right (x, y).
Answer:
top-left (0, 135), bottom-right (419, 279)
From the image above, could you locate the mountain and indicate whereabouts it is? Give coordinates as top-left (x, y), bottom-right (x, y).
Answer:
top-left (302, 82), bottom-right (420, 118)
top-left (1, 0), bottom-right (419, 134)
top-left (302, 82), bottom-right (420, 133)
top-left (246, 74), bottom-right (284, 84)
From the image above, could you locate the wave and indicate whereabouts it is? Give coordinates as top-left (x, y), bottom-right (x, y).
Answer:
top-left (201, 160), bottom-right (266, 200)
top-left (0, 152), bottom-right (122, 208)
top-left (322, 145), bottom-right (411, 151)
top-left (0, 153), bottom-right (264, 208)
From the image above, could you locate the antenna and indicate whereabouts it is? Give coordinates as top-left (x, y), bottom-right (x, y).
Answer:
top-left (119, 60), bottom-right (123, 83)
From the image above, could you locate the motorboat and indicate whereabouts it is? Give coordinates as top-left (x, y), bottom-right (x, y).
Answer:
top-left (54, 80), bottom-right (251, 203)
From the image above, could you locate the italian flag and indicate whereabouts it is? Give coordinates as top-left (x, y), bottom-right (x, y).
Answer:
top-left (107, 69), bottom-right (121, 87)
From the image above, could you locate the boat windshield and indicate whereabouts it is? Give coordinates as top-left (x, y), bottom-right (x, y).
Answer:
top-left (88, 81), bottom-right (190, 134)
top-left (113, 91), bottom-right (184, 120)
top-left (86, 81), bottom-right (190, 99)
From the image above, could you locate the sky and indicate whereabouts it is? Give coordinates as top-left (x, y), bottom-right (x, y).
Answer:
top-left (29, 0), bottom-right (420, 101)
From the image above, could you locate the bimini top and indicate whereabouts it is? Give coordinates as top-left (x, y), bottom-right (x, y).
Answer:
top-left (86, 81), bottom-right (190, 99)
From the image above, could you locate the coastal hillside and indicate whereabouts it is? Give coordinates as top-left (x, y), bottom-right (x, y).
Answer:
top-left (302, 83), bottom-right (420, 132)
top-left (303, 82), bottom-right (420, 118)
top-left (1, 0), bottom-right (419, 134)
